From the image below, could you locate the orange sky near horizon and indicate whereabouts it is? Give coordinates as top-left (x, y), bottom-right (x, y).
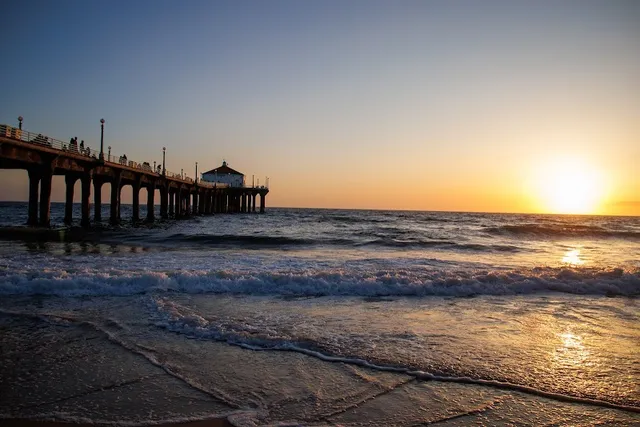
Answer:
top-left (0, 154), bottom-right (637, 216)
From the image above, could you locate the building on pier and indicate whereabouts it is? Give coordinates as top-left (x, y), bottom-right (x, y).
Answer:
top-left (201, 161), bottom-right (245, 188)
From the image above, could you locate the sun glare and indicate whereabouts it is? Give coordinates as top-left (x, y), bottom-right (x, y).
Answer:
top-left (535, 158), bottom-right (604, 214)
top-left (562, 249), bottom-right (585, 266)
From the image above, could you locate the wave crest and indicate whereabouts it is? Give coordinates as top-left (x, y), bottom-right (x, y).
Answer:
top-left (1, 267), bottom-right (638, 298)
top-left (485, 224), bottom-right (640, 239)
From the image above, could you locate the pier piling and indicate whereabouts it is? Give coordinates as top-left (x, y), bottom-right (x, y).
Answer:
top-left (160, 187), bottom-right (168, 219)
top-left (39, 167), bottom-right (53, 227)
top-left (132, 180), bottom-right (141, 222)
top-left (93, 179), bottom-right (103, 223)
top-left (146, 183), bottom-right (155, 222)
top-left (110, 174), bottom-right (121, 225)
top-left (80, 176), bottom-right (91, 227)
top-left (27, 169), bottom-right (40, 226)
top-left (168, 190), bottom-right (175, 217)
top-left (64, 175), bottom-right (77, 225)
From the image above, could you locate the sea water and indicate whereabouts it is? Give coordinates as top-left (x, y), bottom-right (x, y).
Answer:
top-left (0, 202), bottom-right (638, 425)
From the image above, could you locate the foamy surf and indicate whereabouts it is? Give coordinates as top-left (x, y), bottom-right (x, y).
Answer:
top-left (1, 265), bottom-right (637, 297)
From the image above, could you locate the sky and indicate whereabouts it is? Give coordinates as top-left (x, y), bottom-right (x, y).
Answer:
top-left (1, 0), bottom-right (638, 215)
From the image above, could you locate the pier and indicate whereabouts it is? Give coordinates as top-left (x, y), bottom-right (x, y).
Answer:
top-left (0, 123), bottom-right (269, 227)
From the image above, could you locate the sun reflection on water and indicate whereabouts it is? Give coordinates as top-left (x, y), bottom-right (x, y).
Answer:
top-left (552, 330), bottom-right (591, 368)
top-left (562, 248), bottom-right (585, 266)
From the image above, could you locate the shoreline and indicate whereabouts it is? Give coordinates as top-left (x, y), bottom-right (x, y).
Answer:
top-left (1, 298), bottom-right (639, 425)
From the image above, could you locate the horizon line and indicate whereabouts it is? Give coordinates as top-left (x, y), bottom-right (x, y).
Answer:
top-left (0, 200), bottom-right (637, 218)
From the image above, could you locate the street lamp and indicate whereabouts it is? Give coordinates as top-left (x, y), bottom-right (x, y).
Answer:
top-left (195, 162), bottom-right (198, 183)
top-left (162, 147), bottom-right (166, 175)
top-left (108, 146), bottom-right (111, 158)
top-left (18, 116), bottom-right (23, 130)
top-left (99, 118), bottom-right (105, 161)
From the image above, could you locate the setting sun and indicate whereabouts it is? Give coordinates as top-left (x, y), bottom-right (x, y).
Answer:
top-left (534, 158), bottom-right (604, 214)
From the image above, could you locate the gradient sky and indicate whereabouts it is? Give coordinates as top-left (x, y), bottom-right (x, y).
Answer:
top-left (1, 0), bottom-right (638, 215)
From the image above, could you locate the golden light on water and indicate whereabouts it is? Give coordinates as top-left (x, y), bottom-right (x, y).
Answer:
top-left (562, 249), bottom-right (585, 266)
top-left (553, 331), bottom-right (591, 368)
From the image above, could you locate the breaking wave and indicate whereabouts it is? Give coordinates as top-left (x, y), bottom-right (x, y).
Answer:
top-left (359, 239), bottom-right (521, 252)
top-left (149, 233), bottom-right (524, 252)
top-left (485, 224), bottom-right (640, 239)
top-left (1, 266), bottom-right (638, 297)
top-left (158, 233), bottom-right (317, 247)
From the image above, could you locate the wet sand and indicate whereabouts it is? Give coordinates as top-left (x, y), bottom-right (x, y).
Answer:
top-left (2, 306), bottom-right (639, 426)
top-left (1, 420), bottom-right (232, 427)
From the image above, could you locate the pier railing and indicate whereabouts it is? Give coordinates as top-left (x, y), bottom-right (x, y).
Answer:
top-left (0, 124), bottom-right (228, 186)
top-left (0, 124), bottom-right (98, 156)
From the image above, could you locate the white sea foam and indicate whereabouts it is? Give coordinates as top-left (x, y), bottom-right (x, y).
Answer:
top-left (0, 265), bottom-right (638, 297)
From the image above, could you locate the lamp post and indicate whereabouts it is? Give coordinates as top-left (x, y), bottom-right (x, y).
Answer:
top-left (108, 146), bottom-right (111, 159)
top-left (181, 168), bottom-right (183, 179)
top-left (195, 162), bottom-right (198, 183)
top-left (18, 116), bottom-right (23, 130)
top-left (162, 147), bottom-right (166, 175)
top-left (154, 161), bottom-right (156, 172)
top-left (99, 118), bottom-right (105, 161)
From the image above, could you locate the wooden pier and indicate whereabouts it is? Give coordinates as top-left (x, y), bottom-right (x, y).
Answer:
top-left (0, 124), bottom-right (268, 227)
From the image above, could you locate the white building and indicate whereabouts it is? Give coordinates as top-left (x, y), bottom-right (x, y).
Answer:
top-left (201, 161), bottom-right (245, 187)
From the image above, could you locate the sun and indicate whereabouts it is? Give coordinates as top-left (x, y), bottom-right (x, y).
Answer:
top-left (534, 158), bottom-right (604, 214)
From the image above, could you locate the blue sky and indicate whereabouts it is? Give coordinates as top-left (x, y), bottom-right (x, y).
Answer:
top-left (1, 0), bottom-right (638, 213)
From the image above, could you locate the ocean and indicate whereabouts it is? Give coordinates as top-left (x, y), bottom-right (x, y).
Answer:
top-left (0, 202), bottom-right (638, 426)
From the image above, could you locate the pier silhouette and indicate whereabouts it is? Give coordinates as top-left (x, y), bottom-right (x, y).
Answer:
top-left (0, 123), bottom-right (268, 227)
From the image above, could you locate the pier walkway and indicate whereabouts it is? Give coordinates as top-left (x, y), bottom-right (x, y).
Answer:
top-left (0, 124), bottom-right (268, 227)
